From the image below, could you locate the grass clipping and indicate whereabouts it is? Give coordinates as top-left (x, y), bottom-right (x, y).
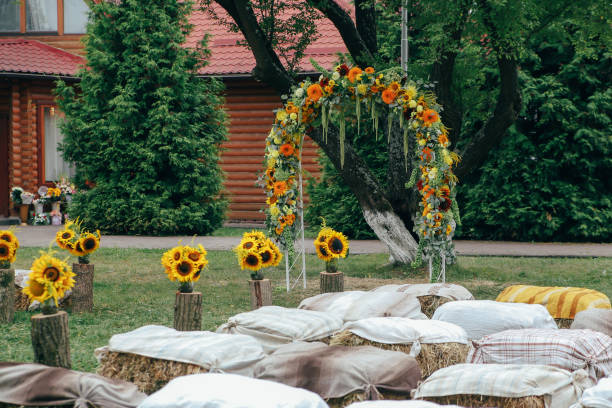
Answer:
top-left (417, 295), bottom-right (452, 318)
top-left (329, 331), bottom-right (468, 379)
top-left (97, 350), bottom-right (208, 394)
top-left (326, 391), bottom-right (407, 407)
top-left (421, 395), bottom-right (546, 408)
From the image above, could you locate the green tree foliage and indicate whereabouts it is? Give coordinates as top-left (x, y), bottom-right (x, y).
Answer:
top-left (56, 0), bottom-right (228, 235)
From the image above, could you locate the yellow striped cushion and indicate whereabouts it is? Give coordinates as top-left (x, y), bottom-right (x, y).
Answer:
top-left (496, 285), bottom-right (611, 319)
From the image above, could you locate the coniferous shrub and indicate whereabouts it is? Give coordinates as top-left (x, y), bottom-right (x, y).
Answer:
top-left (56, 0), bottom-right (227, 235)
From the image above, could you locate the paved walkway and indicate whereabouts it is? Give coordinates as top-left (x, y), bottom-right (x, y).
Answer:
top-left (10, 225), bottom-right (612, 257)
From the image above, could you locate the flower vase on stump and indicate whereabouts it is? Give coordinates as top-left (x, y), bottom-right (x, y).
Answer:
top-left (0, 229), bottom-right (19, 323)
top-left (162, 243), bottom-right (207, 331)
top-left (234, 231), bottom-right (282, 310)
top-left (314, 223), bottom-right (349, 294)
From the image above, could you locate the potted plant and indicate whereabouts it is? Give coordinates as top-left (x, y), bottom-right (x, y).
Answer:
top-left (22, 248), bottom-right (75, 368)
top-left (0, 228), bottom-right (19, 323)
top-left (234, 231), bottom-right (282, 309)
top-left (161, 242), bottom-right (208, 331)
top-left (55, 220), bottom-right (101, 312)
top-left (314, 221), bottom-right (349, 293)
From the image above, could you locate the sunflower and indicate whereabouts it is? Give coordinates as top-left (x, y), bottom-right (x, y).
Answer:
top-left (55, 229), bottom-right (76, 250)
top-left (0, 241), bottom-right (15, 263)
top-left (279, 143), bottom-right (294, 157)
top-left (336, 63), bottom-right (350, 76)
top-left (314, 241), bottom-right (334, 262)
top-left (69, 240), bottom-right (87, 257)
top-left (161, 252), bottom-right (176, 281)
top-left (326, 231), bottom-right (349, 258)
top-left (438, 133), bottom-right (449, 147)
top-left (78, 231), bottom-right (100, 255)
top-left (172, 258), bottom-right (197, 282)
top-left (240, 250), bottom-right (262, 271)
top-left (30, 254), bottom-right (75, 303)
top-left (22, 278), bottom-right (50, 304)
top-left (245, 230), bottom-right (266, 242)
top-left (307, 84), bottom-right (323, 102)
top-left (382, 89), bottom-right (397, 104)
top-left (0, 230), bottom-right (19, 249)
top-left (273, 181), bottom-right (288, 196)
top-left (259, 245), bottom-right (275, 268)
top-left (239, 237), bottom-right (258, 252)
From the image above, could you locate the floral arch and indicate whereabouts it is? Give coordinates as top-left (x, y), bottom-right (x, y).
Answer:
top-left (261, 64), bottom-right (460, 280)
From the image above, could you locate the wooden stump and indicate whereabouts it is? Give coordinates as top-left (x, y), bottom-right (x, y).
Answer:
top-left (320, 271), bottom-right (344, 293)
top-left (71, 263), bottom-right (94, 313)
top-left (31, 311), bottom-right (71, 368)
top-left (249, 279), bottom-right (272, 310)
top-left (174, 291), bottom-right (202, 331)
top-left (0, 268), bottom-right (15, 323)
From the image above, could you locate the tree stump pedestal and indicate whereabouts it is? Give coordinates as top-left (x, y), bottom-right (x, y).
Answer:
top-left (31, 311), bottom-right (71, 368)
top-left (0, 268), bottom-right (15, 323)
top-left (174, 292), bottom-right (202, 331)
top-left (71, 263), bottom-right (94, 313)
top-left (320, 271), bottom-right (344, 293)
top-left (249, 279), bottom-right (272, 310)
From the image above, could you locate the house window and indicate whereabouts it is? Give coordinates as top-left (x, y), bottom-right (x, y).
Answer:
top-left (0, 0), bottom-right (20, 32)
top-left (41, 106), bottom-right (74, 182)
top-left (0, 0), bottom-right (89, 34)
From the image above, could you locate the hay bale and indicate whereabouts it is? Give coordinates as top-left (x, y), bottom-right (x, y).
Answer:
top-left (555, 318), bottom-right (573, 328)
top-left (14, 285), bottom-right (30, 311)
top-left (420, 395), bottom-right (546, 408)
top-left (418, 295), bottom-right (452, 319)
top-left (327, 391), bottom-right (407, 407)
top-left (97, 350), bottom-right (207, 394)
top-left (329, 331), bottom-right (469, 379)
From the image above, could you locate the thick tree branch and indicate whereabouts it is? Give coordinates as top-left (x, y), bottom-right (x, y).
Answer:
top-left (306, 0), bottom-right (374, 66)
top-left (355, 0), bottom-right (377, 56)
top-left (214, 0), bottom-right (293, 94)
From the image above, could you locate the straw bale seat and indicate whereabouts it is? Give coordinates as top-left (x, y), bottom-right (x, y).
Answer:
top-left (496, 285), bottom-right (611, 329)
top-left (330, 317), bottom-right (469, 379)
top-left (432, 300), bottom-right (557, 340)
top-left (467, 328), bottom-right (612, 382)
top-left (413, 364), bottom-right (594, 408)
top-left (96, 325), bottom-right (265, 394)
top-left (345, 401), bottom-right (463, 408)
top-left (254, 342), bottom-right (421, 407)
top-left (571, 308), bottom-right (612, 337)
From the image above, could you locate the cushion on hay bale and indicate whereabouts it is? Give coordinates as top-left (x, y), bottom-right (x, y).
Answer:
top-left (346, 401), bottom-right (462, 408)
top-left (298, 291), bottom-right (427, 322)
top-left (467, 328), bottom-right (612, 382)
top-left (216, 306), bottom-right (344, 353)
top-left (571, 309), bottom-right (612, 337)
top-left (412, 363), bottom-right (594, 408)
top-left (253, 341), bottom-right (421, 404)
top-left (330, 317), bottom-right (469, 379)
top-left (137, 373), bottom-right (328, 408)
top-left (496, 285), bottom-right (611, 319)
top-left (571, 376), bottom-right (612, 408)
top-left (96, 325), bottom-right (266, 394)
top-left (0, 361), bottom-right (145, 408)
top-left (432, 300), bottom-right (557, 340)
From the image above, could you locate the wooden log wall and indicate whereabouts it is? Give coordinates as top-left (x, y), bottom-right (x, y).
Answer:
top-left (221, 79), bottom-right (321, 222)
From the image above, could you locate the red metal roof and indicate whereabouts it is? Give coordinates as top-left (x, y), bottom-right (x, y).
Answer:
top-left (188, 4), bottom-right (349, 76)
top-left (0, 39), bottom-right (84, 76)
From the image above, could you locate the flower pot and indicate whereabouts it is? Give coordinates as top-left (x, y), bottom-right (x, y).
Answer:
top-left (34, 202), bottom-right (44, 215)
top-left (51, 201), bottom-right (61, 213)
top-left (249, 278), bottom-right (272, 310)
top-left (18, 205), bottom-right (29, 224)
top-left (51, 214), bottom-right (62, 225)
top-left (174, 291), bottom-right (202, 331)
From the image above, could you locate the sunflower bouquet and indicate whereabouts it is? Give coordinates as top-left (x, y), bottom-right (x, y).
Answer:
top-left (0, 229), bottom-right (19, 269)
top-left (161, 243), bottom-right (208, 293)
top-left (234, 231), bottom-right (282, 280)
top-left (313, 223), bottom-right (349, 273)
top-left (22, 249), bottom-right (75, 314)
top-left (55, 219), bottom-right (101, 264)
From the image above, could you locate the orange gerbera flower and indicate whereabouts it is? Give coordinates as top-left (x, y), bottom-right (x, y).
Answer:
top-left (280, 144), bottom-right (294, 157)
top-left (421, 147), bottom-right (433, 162)
top-left (381, 89), bottom-right (397, 104)
top-left (370, 85), bottom-right (379, 94)
top-left (307, 84), bottom-right (323, 102)
top-left (285, 213), bottom-right (296, 226)
top-left (422, 109), bottom-right (439, 126)
top-left (273, 181), bottom-right (288, 196)
top-left (365, 67), bottom-right (375, 74)
top-left (438, 133), bottom-right (449, 146)
top-left (347, 67), bottom-right (363, 83)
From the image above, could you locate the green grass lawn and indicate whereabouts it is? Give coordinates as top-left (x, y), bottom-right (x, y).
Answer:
top-left (1, 247), bottom-right (610, 373)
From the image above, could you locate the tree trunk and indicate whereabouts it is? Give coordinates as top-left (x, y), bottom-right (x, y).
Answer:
top-left (31, 311), bottom-right (71, 368)
top-left (320, 271), bottom-right (344, 293)
top-left (174, 292), bottom-right (202, 331)
top-left (71, 263), bottom-right (94, 313)
top-left (0, 268), bottom-right (15, 323)
top-left (249, 279), bottom-right (272, 310)
top-left (363, 206), bottom-right (419, 263)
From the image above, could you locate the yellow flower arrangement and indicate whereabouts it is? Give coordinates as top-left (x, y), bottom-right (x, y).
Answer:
top-left (55, 219), bottom-right (101, 264)
top-left (22, 249), bottom-right (75, 314)
top-left (234, 231), bottom-right (282, 280)
top-left (161, 242), bottom-right (208, 293)
top-left (0, 228), bottom-right (19, 267)
top-left (313, 222), bottom-right (349, 273)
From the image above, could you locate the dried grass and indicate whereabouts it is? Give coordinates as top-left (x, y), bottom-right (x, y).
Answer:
top-left (555, 318), bottom-right (573, 329)
top-left (421, 394), bottom-right (546, 408)
top-left (329, 331), bottom-right (468, 379)
top-left (14, 286), bottom-right (30, 311)
top-left (97, 350), bottom-right (207, 394)
top-left (326, 391), bottom-right (408, 407)
top-left (417, 295), bottom-right (452, 318)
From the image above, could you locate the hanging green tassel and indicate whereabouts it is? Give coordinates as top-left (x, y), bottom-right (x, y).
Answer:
top-left (356, 95), bottom-right (361, 135)
top-left (372, 102), bottom-right (378, 141)
top-left (387, 111), bottom-right (393, 143)
top-left (340, 112), bottom-right (346, 168)
top-left (403, 127), bottom-right (409, 171)
top-left (322, 104), bottom-right (328, 144)
top-left (374, 115), bottom-right (379, 141)
top-left (399, 111), bottom-right (404, 129)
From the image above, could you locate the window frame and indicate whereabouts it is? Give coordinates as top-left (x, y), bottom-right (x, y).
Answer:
top-left (37, 102), bottom-right (72, 185)
top-left (0, 0), bottom-right (88, 36)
